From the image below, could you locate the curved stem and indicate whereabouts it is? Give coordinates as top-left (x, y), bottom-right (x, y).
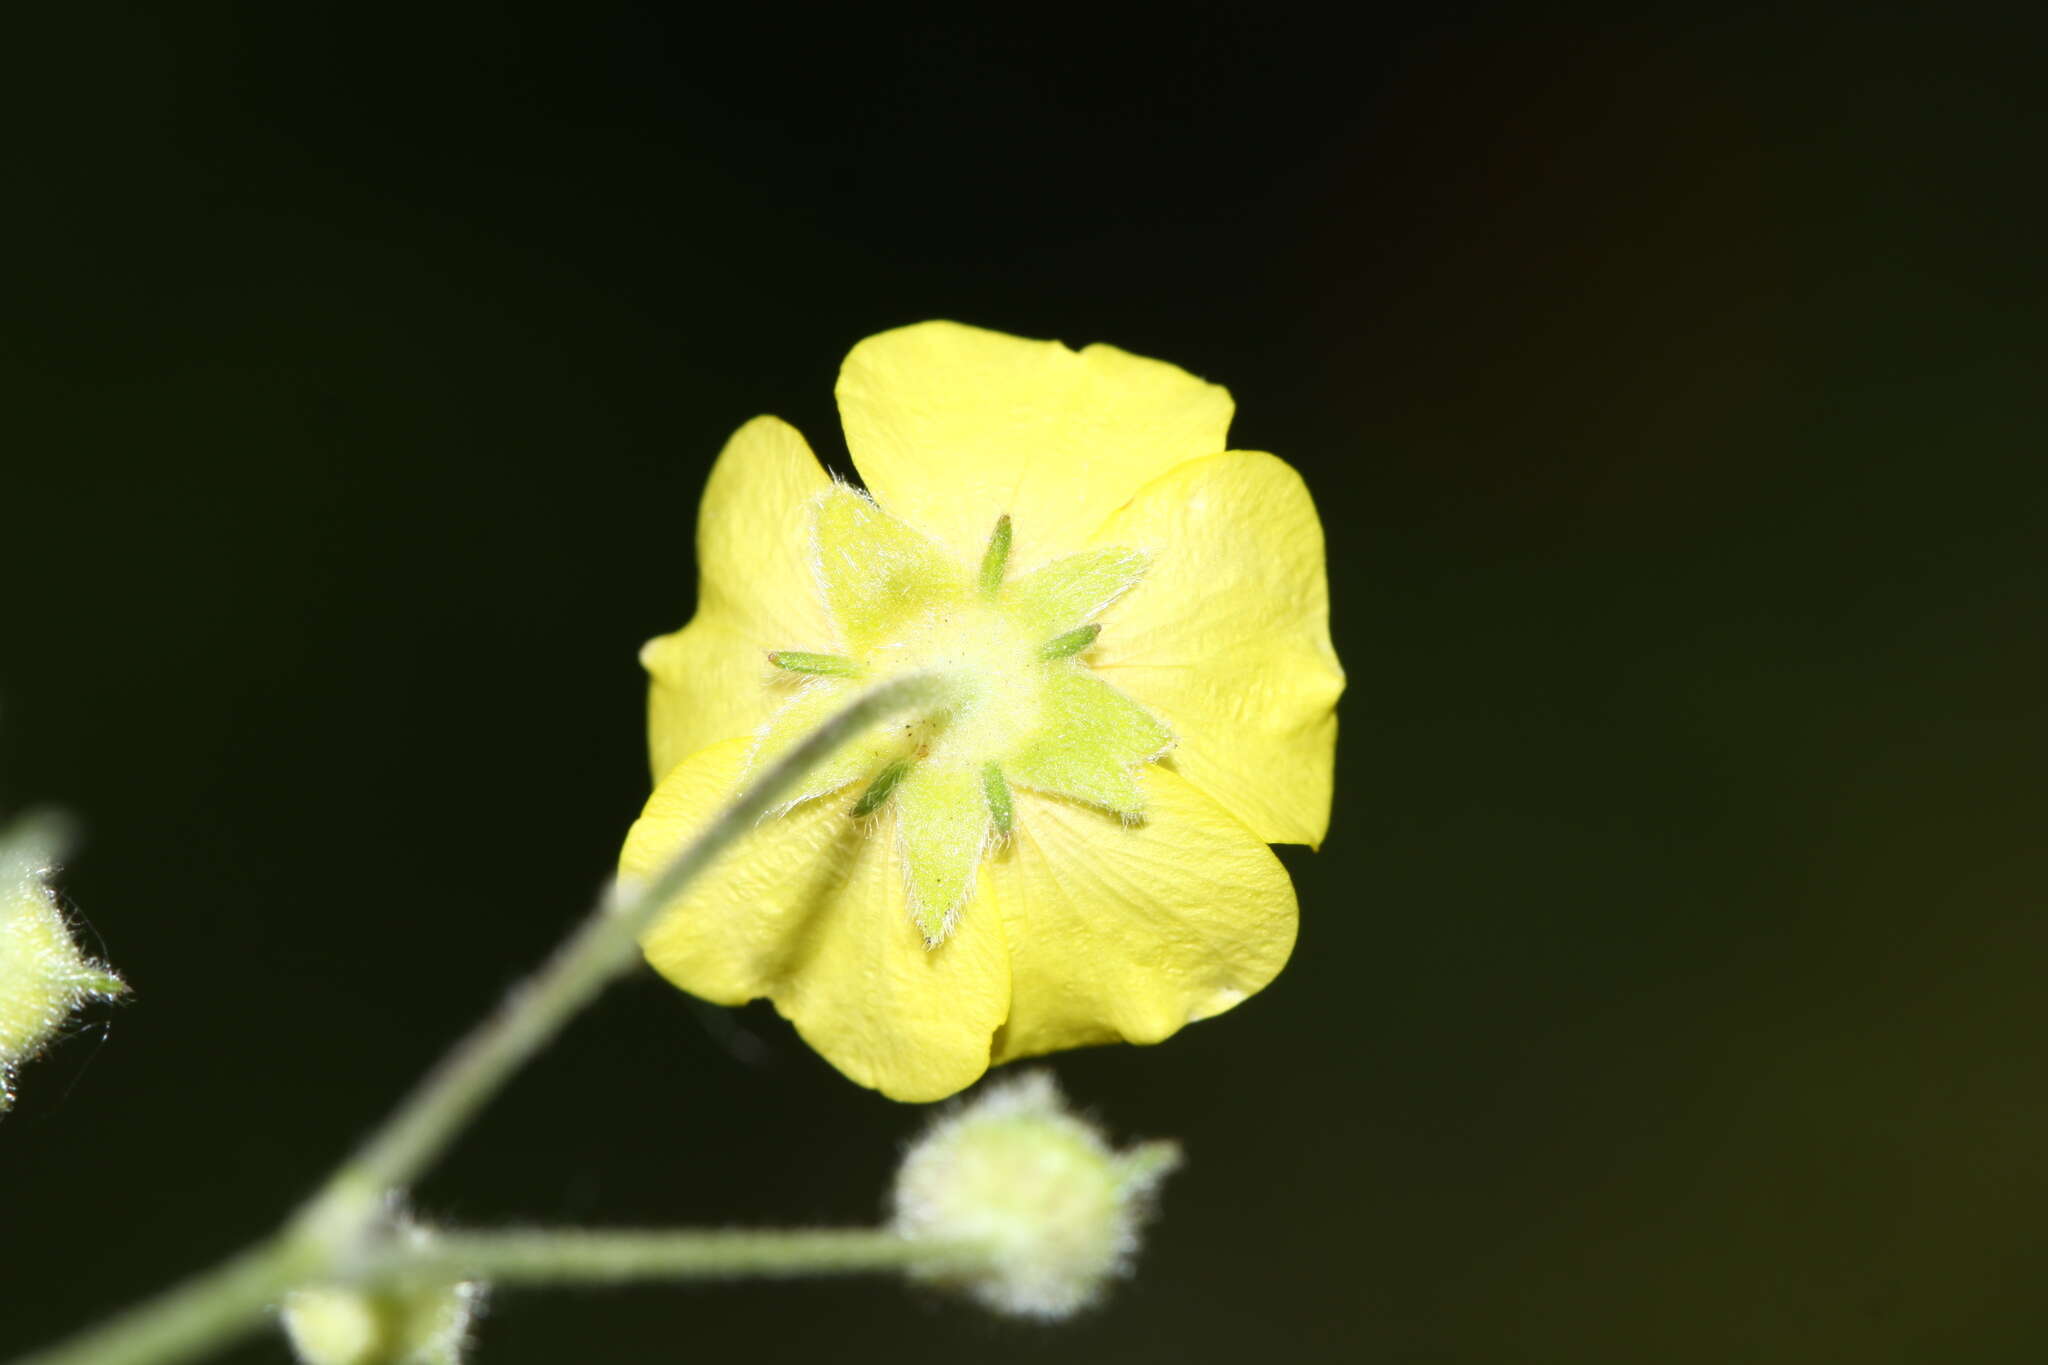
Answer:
top-left (301, 674), bottom-right (943, 1230)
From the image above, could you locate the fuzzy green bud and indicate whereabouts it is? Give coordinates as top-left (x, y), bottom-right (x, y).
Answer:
top-left (281, 1224), bottom-right (483, 1365)
top-left (0, 816), bottom-right (124, 1112)
top-left (890, 1071), bottom-right (1181, 1319)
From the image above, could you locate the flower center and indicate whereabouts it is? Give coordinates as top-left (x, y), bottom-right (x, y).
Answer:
top-left (870, 602), bottom-right (1049, 761)
top-left (753, 492), bottom-right (1172, 945)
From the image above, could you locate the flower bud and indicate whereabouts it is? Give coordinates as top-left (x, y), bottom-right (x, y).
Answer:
top-left (282, 1224), bottom-right (483, 1365)
top-left (890, 1070), bottom-right (1181, 1319)
top-left (0, 817), bottom-right (124, 1112)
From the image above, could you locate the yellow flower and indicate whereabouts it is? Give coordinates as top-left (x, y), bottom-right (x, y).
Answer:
top-left (622, 322), bottom-right (1342, 1101)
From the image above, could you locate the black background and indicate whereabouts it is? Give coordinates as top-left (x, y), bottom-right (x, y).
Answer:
top-left (4, 5), bottom-right (2044, 1362)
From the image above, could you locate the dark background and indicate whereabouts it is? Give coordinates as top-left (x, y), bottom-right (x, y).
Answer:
top-left (4, 4), bottom-right (2043, 1362)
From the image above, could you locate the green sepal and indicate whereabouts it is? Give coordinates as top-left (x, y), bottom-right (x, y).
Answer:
top-left (897, 765), bottom-right (990, 944)
top-left (813, 488), bottom-right (969, 652)
top-left (853, 757), bottom-right (914, 816)
top-left (1005, 546), bottom-right (1148, 638)
top-left (768, 651), bottom-right (861, 677)
top-left (750, 681), bottom-right (896, 808)
top-left (978, 515), bottom-right (1012, 598)
top-left (1006, 667), bottom-right (1170, 815)
top-left (1039, 624), bottom-right (1100, 659)
top-left (982, 763), bottom-right (1014, 837)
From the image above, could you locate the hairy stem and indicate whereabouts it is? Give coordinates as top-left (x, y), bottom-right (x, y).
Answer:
top-left (9, 1240), bottom-right (315, 1365)
top-left (301, 673), bottom-right (943, 1228)
top-left (372, 1228), bottom-right (982, 1288)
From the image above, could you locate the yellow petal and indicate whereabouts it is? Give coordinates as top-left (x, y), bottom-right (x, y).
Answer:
top-left (986, 766), bottom-right (1296, 1064)
top-left (643, 417), bottom-right (835, 781)
top-left (836, 322), bottom-right (1233, 571)
top-left (624, 737), bottom-right (1010, 1101)
top-left (1090, 452), bottom-right (1344, 847)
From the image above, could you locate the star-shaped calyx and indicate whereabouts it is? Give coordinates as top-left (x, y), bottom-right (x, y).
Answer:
top-left (748, 489), bottom-right (1172, 945)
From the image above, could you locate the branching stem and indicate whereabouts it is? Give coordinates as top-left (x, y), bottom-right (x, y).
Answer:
top-left (9, 677), bottom-right (948, 1365)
